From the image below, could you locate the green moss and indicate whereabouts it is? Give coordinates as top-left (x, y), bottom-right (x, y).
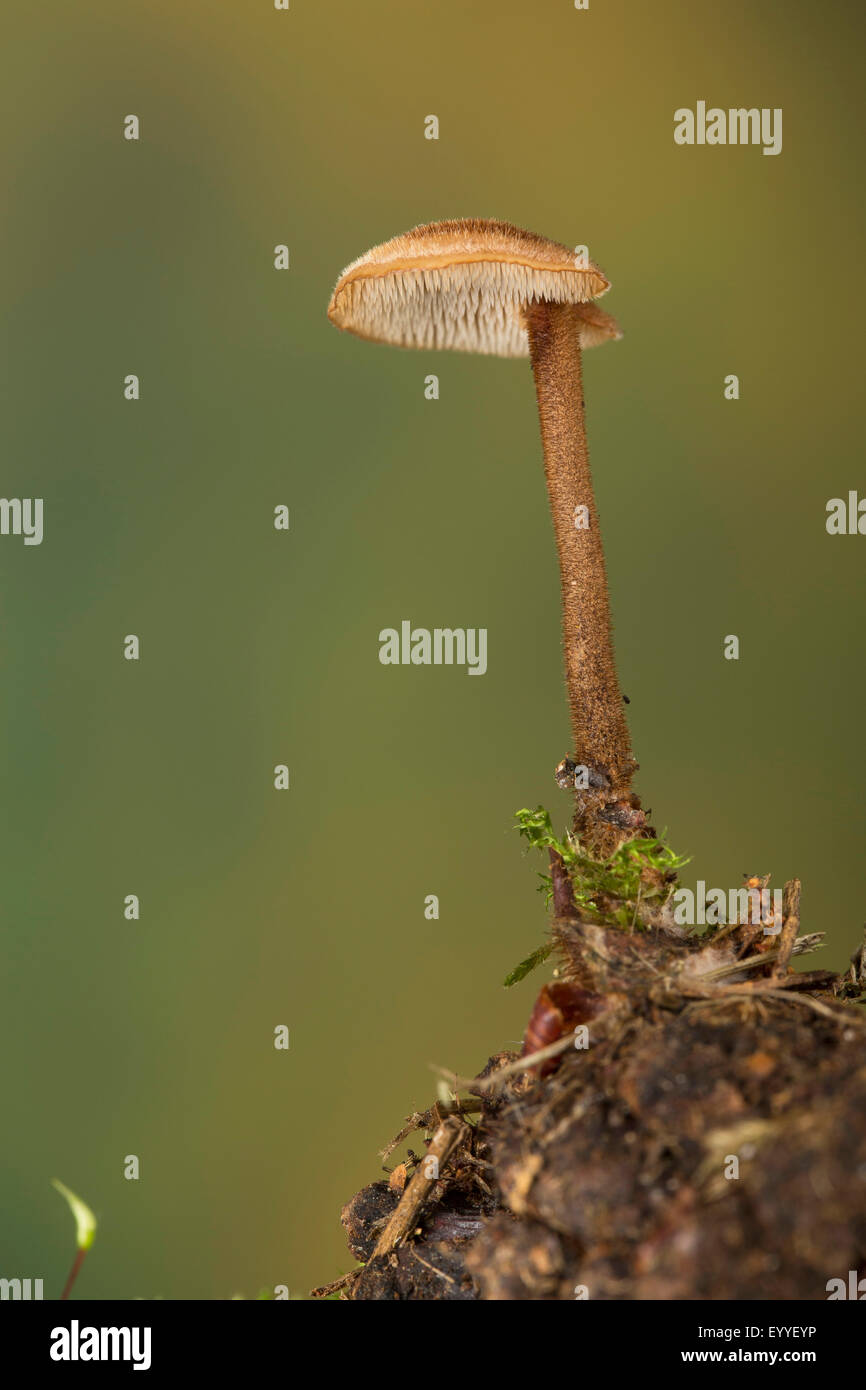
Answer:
top-left (504, 806), bottom-right (690, 986)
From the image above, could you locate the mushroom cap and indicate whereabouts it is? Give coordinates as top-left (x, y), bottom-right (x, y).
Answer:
top-left (327, 219), bottom-right (619, 358)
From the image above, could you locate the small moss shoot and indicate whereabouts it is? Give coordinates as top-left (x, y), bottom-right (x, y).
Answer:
top-left (505, 805), bottom-right (690, 986)
top-left (503, 942), bottom-right (554, 988)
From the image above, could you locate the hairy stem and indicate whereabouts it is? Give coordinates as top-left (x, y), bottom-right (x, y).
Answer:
top-left (526, 300), bottom-right (634, 794)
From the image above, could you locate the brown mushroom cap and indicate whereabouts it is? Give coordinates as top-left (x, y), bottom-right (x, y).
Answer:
top-left (327, 219), bottom-right (619, 358)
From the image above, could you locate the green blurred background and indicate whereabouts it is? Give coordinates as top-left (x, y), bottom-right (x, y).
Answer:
top-left (1, 0), bottom-right (864, 1299)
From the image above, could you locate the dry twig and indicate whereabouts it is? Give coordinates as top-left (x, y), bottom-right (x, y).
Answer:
top-left (371, 1117), bottom-right (469, 1259)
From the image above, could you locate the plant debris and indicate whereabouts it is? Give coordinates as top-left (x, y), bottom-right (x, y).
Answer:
top-left (318, 846), bottom-right (866, 1300)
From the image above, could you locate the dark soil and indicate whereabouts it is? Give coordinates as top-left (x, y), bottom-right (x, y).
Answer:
top-left (319, 880), bottom-right (866, 1301)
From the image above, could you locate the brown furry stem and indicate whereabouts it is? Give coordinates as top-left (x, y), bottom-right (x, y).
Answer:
top-left (526, 301), bottom-right (635, 800)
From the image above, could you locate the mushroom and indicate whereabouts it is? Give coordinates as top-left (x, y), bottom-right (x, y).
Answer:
top-left (328, 219), bottom-right (643, 843)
